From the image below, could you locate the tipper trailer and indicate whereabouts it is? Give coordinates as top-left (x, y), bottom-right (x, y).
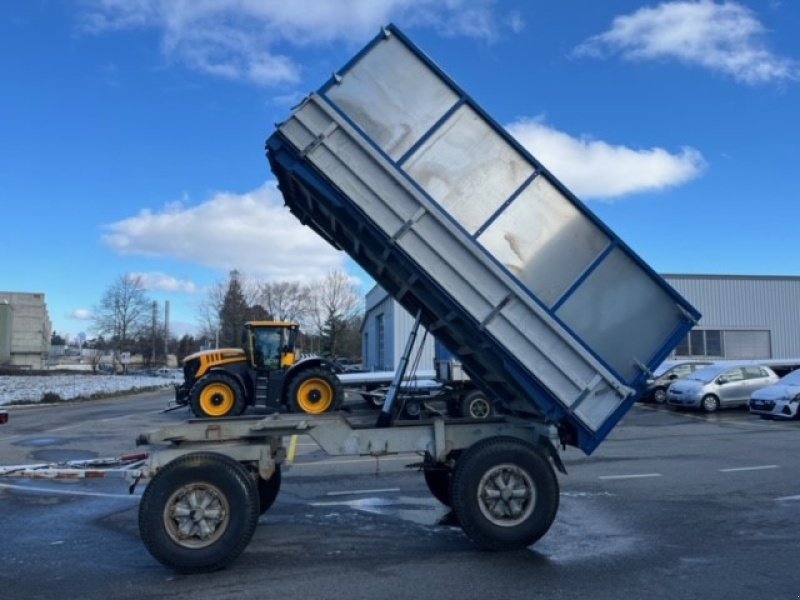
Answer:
top-left (2, 25), bottom-right (699, 573)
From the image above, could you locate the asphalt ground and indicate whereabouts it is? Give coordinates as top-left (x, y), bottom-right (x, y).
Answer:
top-left (1, 392), bottom-right (798, 599)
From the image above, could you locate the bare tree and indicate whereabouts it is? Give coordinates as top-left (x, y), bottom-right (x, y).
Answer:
top-left (256, 281), bottom-right (311, 323)
top-left (196, 278), bottom-right (226, 347)
top-left (309, 270), bottom-right (363, 358)
top-left (93, 274), bottom-right (151, 367)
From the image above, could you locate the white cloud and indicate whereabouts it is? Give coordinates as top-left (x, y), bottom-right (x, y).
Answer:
top-left (507, 118), bottom-right (706, 200)
top-left (131, 272), bottom-right (199, 294)
top-left (102, 183), bottom-right (345, 280)
top-left (69, 309), bottom-right (93, 321)
top-left (80, 0), bottom-right (516, 87)
top-left (574, 0), bottom-right (798, 85)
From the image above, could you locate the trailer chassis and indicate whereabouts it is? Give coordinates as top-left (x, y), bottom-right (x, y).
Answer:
top-left (129, 412), bottom-right (564, 573)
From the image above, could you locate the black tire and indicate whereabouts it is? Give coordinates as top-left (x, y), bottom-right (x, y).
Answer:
top-left (189, 373), bottom-right (245, 418)
top-left (402, 398), bottom-right (422, 419)
top-left (362, 386), bottom-right (384, 409)
top-left (460, 390), bottom-right (494, 419)
top-left (701, 394), bottom-right (720, 413)
top-left (652, 387), bottom-right (667, 404)
top-left (287, 367), bottom-right (343, 414)
top-left (138, 452), bottom-right (260, 574)
top-left (424, 468), bottom-right (453, 507)
top-left (257, 466), bottom-right (281, 515)
top-left (451, 437), bottom-right (559, 551)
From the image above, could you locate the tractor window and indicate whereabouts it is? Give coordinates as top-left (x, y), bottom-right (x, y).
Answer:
top-left (254, 328), bottom-right (282, 370)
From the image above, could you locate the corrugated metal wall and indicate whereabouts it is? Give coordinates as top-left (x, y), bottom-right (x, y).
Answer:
top-left (362, 285), bottom-right (436, 372)
top-left (362, 291), bottom-right (394, 371)
top-left (393, 303), bottom-right (436, 373)
top-left (365, 276), bottom-right (800, 367)
top-left (665, 275), bottom-right (800, 358)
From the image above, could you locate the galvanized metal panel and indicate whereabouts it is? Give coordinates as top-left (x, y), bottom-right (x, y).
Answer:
top-left (404, 104), bottom-right (534, 234)
top-left (478, 176), bottom-right (610, 308)
top-left (268, 25), bottom-right (699, 453)
top-left (326, 33), bottom-right (459, 161)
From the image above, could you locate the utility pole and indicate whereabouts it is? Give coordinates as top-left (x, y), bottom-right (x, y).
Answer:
top-left (151, 301), bottom-right (157, 367)
top-left (164, 300), bottom-right (170, 366)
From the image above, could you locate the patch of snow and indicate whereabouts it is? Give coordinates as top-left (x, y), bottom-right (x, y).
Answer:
top-left (0, 375), bottom-right (176, 405)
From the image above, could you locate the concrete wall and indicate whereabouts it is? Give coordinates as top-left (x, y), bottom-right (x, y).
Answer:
top-left (0, 302), bottom-right (11, 363)
top-left (0, 292), bottom-right (52, 369)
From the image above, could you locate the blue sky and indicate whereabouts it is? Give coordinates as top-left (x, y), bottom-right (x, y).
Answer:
top-left (2, 1), bottom-right (798, 340)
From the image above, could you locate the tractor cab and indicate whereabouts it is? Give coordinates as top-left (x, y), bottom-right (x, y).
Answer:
top-left (244, 321), bottom-right (300, 371)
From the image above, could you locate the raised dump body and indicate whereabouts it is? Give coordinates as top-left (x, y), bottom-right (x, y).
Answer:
top-left (267, 25), bottom-right (699, 455)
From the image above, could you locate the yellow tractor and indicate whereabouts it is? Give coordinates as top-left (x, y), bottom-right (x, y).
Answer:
top-left (175, 321), bottom-right (343, 418)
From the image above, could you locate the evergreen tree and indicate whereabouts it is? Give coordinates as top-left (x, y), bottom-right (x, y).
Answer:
top-left (219, 270), bottom-right (250, 347)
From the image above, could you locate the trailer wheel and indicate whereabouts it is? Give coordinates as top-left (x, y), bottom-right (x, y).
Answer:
top-left (423, 467), bottom-right (453, 507)
top-left (189, 374), bottom-right (245, 418)
top-left (402, 398), bottom-right (422, 419)
top-left (257, 465), bottom-right (281, 515)
top-left (138, 452), bottom-right (260, 574)
top-left (362, 385), bottom-right (384, 409)
top-left (451, 437), bottom-right (559, 551)
top-left (288, 367), bottom-right (342, 415)
top-left (460, 390), bottom-right (494, 419)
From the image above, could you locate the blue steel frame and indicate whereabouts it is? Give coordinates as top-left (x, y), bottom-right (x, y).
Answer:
top-left (266, 25), bottom-right (700, 454)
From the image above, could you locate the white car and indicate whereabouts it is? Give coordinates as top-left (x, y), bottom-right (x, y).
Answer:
top-left (749, 368), bottom-right (800, 420)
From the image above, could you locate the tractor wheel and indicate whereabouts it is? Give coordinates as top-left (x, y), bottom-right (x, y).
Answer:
top-left (287, 367), bottom-right (342, 415)
top-left (451, 437), bottom-right (559, 551)
top-left (138, 452), bottom-right (259, 574)
top-left (189, 373), bottom-right (245, 418)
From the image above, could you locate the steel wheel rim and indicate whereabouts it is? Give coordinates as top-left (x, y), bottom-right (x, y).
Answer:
top-left (163, 482), bottom-right (230, 548)
top-left (476, 463), bottom-right (536, 527)
top-left (200, 383), bottom-right (235, 416)
top-left (654, 389), bottom-right (667, 404)
top-left (468, 397), bottom-right (491, 419)
top-left (703, 396), bottom-right (717, 412)
top-left (297, 379), bottom-right (333, 414)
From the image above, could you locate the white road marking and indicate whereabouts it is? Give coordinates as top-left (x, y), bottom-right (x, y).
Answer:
top-left (326, 488), bottom-right (401, 496)
top-left (0, 482), bottom-right (139, 499)
top-left (719, 465), bottom-right (779, 473)
top-left (598, 473), bottom-right (662, 480)
top-left (776, 494), bottom-right (800, 502)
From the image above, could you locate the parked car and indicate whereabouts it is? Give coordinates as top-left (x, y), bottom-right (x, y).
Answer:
top-left (748, 368), bottom-right (800, 420)
top-left (330, 357), bottom-right (364, 374)
top-left (667, 363), bottom-right (779, 412)
top-left (641, 360), bottom-right (714, 403)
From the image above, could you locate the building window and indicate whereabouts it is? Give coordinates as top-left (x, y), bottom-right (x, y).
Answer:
top-left (675, 329), bottom-right (771, 359)
top-left (375, 314), bottom-right (385, 370)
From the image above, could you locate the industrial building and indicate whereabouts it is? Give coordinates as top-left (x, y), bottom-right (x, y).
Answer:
top-left (665, 275), bottom-right (800, 360)
top-left (0, 292), bottom-right (52, 369)
top-left (362, 285), bottom-right (435, 372)
top-left (362, 275), bottom-right (800, 372)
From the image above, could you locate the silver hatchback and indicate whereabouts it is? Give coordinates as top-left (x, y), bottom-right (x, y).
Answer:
top-left (667, 363), bottom-right (779, 412)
